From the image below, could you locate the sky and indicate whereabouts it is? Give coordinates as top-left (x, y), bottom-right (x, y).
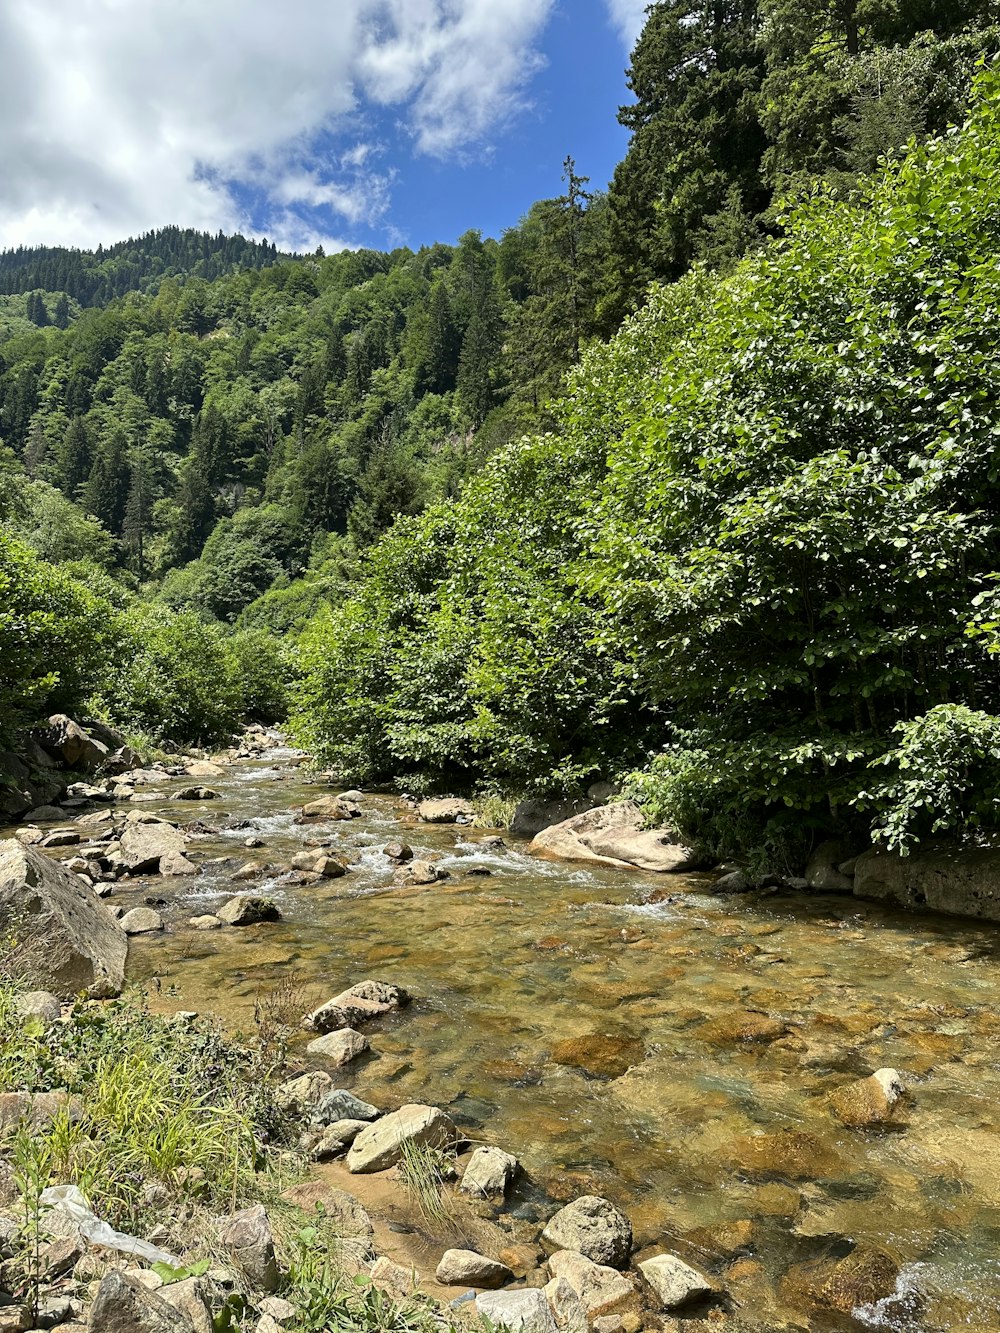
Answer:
top-left (0, 0), bottom-right (650, 256)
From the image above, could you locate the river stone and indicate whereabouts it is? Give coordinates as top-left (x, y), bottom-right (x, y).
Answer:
top-left (300, 796), bottom-right (353, 820)
top-left (305, 1027), bottom-right (369, 1065)
top-left (697, 1011), bottom-right (789, 1046)
top-left (17, 990), bottom-right (61, 1023)
top-left (189, 914), bottom-right (223, 930)
top-left (88, 1270), bottom-right (191, 1332)
top-left (291, 850), bottom-right (346, 877)
top-left (120, 906), bottom-right (165, 935)
top-left (436, 1249), bottom-right (513, 1288)
top-left (828, 1068), bottom-right (907, 1129)
top-left (547, 1251), bottom-right (637, 1315)
top-left (311, 1088), bottom-right (380, 1126)
top-left (805, 840), bottom-right (857, 893)
top-left (530, 803), bottom-right (697, 874)
top-left (159, 850), bottom-right (198, 876)
top-left (308, 980), bottom-right (409, 1030)
top-left (418, 797), bottom-right (474, 823)
top-left (307, 1119), bottom-right (371, 1159)
top-left (383, 841), bottom-right (413, 862)
top-left (117, 820), bottom-right (187, 874)
top-left (280, 1181), bottom-right (374, 1261)
top-left (550, 1033), bottom-right (645, 1079)
top-left (543, 1276), bottom-right (589, 1333)
top-left (854, 843), bottom-right (1000, 922)
top-left (726, 1130), bottom-right (843, 1180)
top-left (541, 1196), bottom-right (632, 1269)
top-left (0, 839), bottom-right (127, 997)
top-left (779, 1246), bottom-right (900, 1314)
top-left (475, 1288), bottom-right (558, 1332)
top-left (639, 1254), bottom-right (716, 1310)
top-left (395, 859), bottom-right (447, 885)
top-left (14, 826), bottom-right (45, 845)
top-left (346, 1103), bottom-right (456, 1173)
top-left (185, 760), bottom-right (225, 778)
top-left (217, 895), bottom-right (281, 925)
top-left (276, 1070), bottom-right (333, 1115)
top-left (218, 1203), bottom-right (278, 1292)
top-left (460, 1145), bottom-right (519, 1199)
top-left (173, 785), bottom-right (221, 800)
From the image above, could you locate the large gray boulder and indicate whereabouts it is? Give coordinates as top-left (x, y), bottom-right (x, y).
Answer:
top-left (531, 804), bottom-right (697, 874)
top-left (346, 1103), bottom-right (455, 1173)
top-left (510, 796), bottom-right (597, 839)
top-left (38, 714), bottom-right (109, 772)
top-left (117, 820), bottom-right (187, 874)
top-left (854, 844), bottom-right (1000, 922)
top-left (475, 1288), bottom-right (558, 1333)
top-left (541, 1196), bottom-right (632, 1269)
top-left (0, 839), bottom-right (126, 997)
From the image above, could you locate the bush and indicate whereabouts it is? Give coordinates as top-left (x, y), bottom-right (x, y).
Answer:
top-left (223, 628), bottom-right (293, 724)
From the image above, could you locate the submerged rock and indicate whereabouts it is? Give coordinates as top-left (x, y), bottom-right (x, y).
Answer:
top-left (697, 1011), bottom-right (789, 1046)
top-left (550, 1033), bottom-right (645, 1079)
top-left (306, 980), bottom-right (409, 1031)
top-left (541, 1196), bottom-right (632, 1269)
top-left (346, 1103), bottom-right (456, 1173)
top-left (828, 1068), bottom-right (907, 1129)
top-left (0, 839), bottom-right (126, 997)
top-left (531, 803), bottom-right (697, 874)
top-left (779, 1245), bottom-right (900, 1315)
top-left (725, 1130), bottom-right (843, 1181)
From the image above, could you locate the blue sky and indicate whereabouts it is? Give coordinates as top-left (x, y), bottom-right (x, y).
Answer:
top-left (0, 0), bottom-right (646, 254)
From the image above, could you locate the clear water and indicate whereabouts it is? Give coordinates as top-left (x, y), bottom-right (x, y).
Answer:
top-left (14, 746), bottom-right (1000, 1330)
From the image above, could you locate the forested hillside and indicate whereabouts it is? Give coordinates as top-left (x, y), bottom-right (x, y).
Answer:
top-left (3, 1), bottom-right (999, 873)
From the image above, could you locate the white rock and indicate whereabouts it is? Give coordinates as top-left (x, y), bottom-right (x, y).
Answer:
top-left (543, 1276), bottom-right (588, 1333)
top-left (547, 1251), bottom-right (636, 1315)
top-left (346, 1103), bottom-right (455, 1173)
top-left (435, 1249), bottom-right (513, 1288)
top-left (476, 1288), bottom-right (558, 1332)
top-left (460, 1145), bottom-right (519, 1199)
top-left (305, 1027), bottom-right (369, 1066)
top-left (638, 1253), bottom-right (715, 1310)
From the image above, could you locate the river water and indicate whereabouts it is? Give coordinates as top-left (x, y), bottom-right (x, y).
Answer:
top-left (16, 742), bottom-right (1000, 1330)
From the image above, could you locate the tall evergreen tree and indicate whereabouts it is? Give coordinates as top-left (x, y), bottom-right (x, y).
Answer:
top-left (82, 429), bottom-right (129, 533)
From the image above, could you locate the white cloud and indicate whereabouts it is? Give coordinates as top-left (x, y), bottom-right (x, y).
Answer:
top-left (603, 0), bottom-right (649, 48)
top-left (0, 0), bottom-right (555, 251)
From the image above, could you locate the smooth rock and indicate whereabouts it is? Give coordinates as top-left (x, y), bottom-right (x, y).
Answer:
top-left (541, 1196), bottom-right (632, 1269)
top-left (305, 1027), bottom-right (369, 1065)
top-left (300, 796), bottom-right (353, 820)
top-left (854, 843), bottom-right (1000, 922)
top-left (697, 1011), bottom-right (789, 1046)
top-left (531, 804), bottom-right (697, 874)
top-left (307, 1119), bottom-right (370, 1159)
top-left (346, 1103), bottom-right (455, 1173)
top-left (87, 1270), bottom-right (191, 1331)
top-left (805, 840), bottom-right (857, 894)
top-left (418, 798), bottom-right (474, 823)
top-left (639, 1253), bottom-right (716, 1310)
top-left (159, 851), bottom-right (198, 877)
top-left (217, 896), bottom-right (280, 925)
top-left (173, 786), bottom-right (221, 801)
top-left (475, 1288), bottom-right (558, 1332)
top-left (218, 1203), bottom-right (278, 1293)
top-left (711, 870), bottom-right (751, 894)
top-left (0, 839), bottom-right (126, 997)
top-left (547, 1251), bottom-right (637, 1315)
top-left (436, 1249), bottom-right (513, 1288)
top-left (120, 907), bottom-right (165, 935)
top-left (117, 821), bottom-right (186, 874)
top-left (189, 915), bottom-right (223, 930)
top-left (828, 1068), bottom-right (907, 1129)
top-left (184, 761), bottom-right (225, 778)
top-left (460, 1145), bottom-right (520, 1199)
top-left (291, 850), bottom-right (346, 877)
top-left (551, 1033), bottom-right (645, 1079)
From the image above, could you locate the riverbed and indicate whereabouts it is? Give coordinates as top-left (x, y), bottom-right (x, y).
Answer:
top-left (14, 740), bottom-right (1000, 1330)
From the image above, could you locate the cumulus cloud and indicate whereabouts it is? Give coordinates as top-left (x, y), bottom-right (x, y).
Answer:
top-left (0, 0), bottom-right (555, 250)
top-left (603, 0), bottom-right (649, 47)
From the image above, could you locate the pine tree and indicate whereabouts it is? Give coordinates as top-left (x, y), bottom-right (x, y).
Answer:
top-left (53, 293), bottom-right (70, 329)
top-left (82, 429), bottom-right (129, 533)
top-left (56, 416), bottom-right (90, 496)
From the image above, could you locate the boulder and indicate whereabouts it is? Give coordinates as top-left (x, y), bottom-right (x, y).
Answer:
top-left (189, 915), bottom-right (223, 930)
top-left (0, 839), bottom-right (126, 997)
top-left (159, 1276), bottom-right (214, 1333)
top-left (550, 1034), bottom-right (645, 1079)
top-left (638, 1254), bottom-right (716, 1310)
top-left (306, 1119), bottom-right (370, 1160)
top-left (475, 1288), bottom-right (558, 1333)
top-left (87, 1271), bottom-right (191, 1331)
top-left (217, 896), bottom-right (281, 926)
top-left (120, 907), bottom-right (164, 935)
top-left (543, 1276), bottom-right (589, 1333)
top-left (218, 1203), bottom-right (278, 1292)
top-left (711, 869), bottom-right (751, 894)
top-left (306, 980), bottom-right (409, 1030)
top-left (541, 1196), bottom-right (632, 1269)
top-left (300, 796), bottom-right (354, 820)
top-left (173, 786), bottom-right (221, 801)
top-left (418, 798), bottom-right (474, 823)
top-left (184, 761), bottom-right (225, 778)
top-left (305, 1027), bottom-right (369, 1066)
top-left (310, 1088), bottom-right (380, 1126)
top-left (39, 715), bottom-right (109, 773)
top-left (547, 1251), bottom-right (637, 1315)
top-left (394, 859), bottom-right (447, 886)
top-left (804, 840), bottom-right (857, 894)
top-left (279, 1182), bottom-right (374, 1262)
top-left (530, 804), bottom-right (697, 874)
top-left (16, 990), bottom-right (61, 1023)
top-left (510, 797), bottom-right (597, 839)
top-left (383, 841), bottom-right (413, 863)
top-left (117, 821), bottom-right (187, 874)
top-left (159, 851), bottom-right (198, 877)
top-left (275, 1070), bottom-right (333, 1116)
top-left (779, 1245), bottom-right (900, 1315)
top-left (291, 850), bottom-right (346, 878)
top-left (854, 843), bottom-right (1000, 922)
top-left (460, 1145), bottom-right (519, 1199)
top-left (828, 1068), bottom-right (907, 1129)
top-left (346, 1103), bottom-right (455, 1173)
top-left (436, 1249), bottom-right (513, 1288)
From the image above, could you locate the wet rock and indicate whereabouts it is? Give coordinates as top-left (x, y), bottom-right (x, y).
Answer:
top-left (291, 850), bottom-right (346, 878)
top-left (805, 840), bottom-right (857, 893)
top-left (189, 914), bottom-right (223, 930)
top-left (394, 859), bottom-right (448, 886)
top-left (460, 1145), bottom-right (520, 1199)
top-left (436, 1249), bottom-right (514, 1288)
top-left (346, 1102), bottom-right (456, 1173)
top-left (40, 829), bottom-right (80, 848)
top-left (828, 1068), bottom-right (907, 1129)
top-left (275, 1070), bottom-right (333, 1116)
top-left (305, 1027), bottom-right (369, 1065)
top-left (218, 1203), bottom-right (279, 1293)
top-left (87, 1270), bottom-right (191, 1331)
top-left (639, 1254), bottom-right (716, 1310)
top-left (541, 1196), bottom-right (632, 1269)
top-left (300, 796), bottom-right (354, 821)
top-left (726, 1130), bottom-right (843, 1181)
top-left (173, 786), bottom-right (221, 801)
top-left (159, 851), bottom-right (198, 877)
top-left (232, 861), bottom-right (265, 881)
top-left (16, 990), bottom-right (61, 1023)
top-left (310, 1088), bottom-right (380, 1125)
top-left (550, 1034), bottom-right (645, 1079)
top-left (0, 839), bottom-right (126, 997)
top-left (531, 804), bottom-right (698, 874)
top-left (306, 1118), bottom-right (371, 1159)
top-left (779, 1245), bottom-right (900, 1315)
top-left (120, 906), bottom-right (165, 935)
top-left (25, 805), bottom-right (65, 823)
top-left (476, 1288), bottom-right (558, 1333)
top-left (307, 980), bottom-right (409, 1030)
top-left (696, 1011), bottom-right (789, 1046)
top-left (279, 1182), bottom-right (374, 1262)
top-left (383, 841), bottom-right (413, 862)
top-left (547, 1251), bottom-right (637, 1315)
top-left (217, 896), bottom-right (281, 925)
top-left (418, 798), bottom-right (474, 823)
top-left (184, 760), bottom-right (225, 778)
top-left (854, 843), bottom-right (1000, 922)
top-left (117, 820), bottom-right (186, 874)
top-left (510, 798), bottom-right (596, 839)
top-left (682, 1218), bottom-right (755, 1260)
top-left (711, 870), bottom-right (751, 894)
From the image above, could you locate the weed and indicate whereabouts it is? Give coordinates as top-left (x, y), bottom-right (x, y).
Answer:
top-left (396, 1138), bottom-right (456, 1229)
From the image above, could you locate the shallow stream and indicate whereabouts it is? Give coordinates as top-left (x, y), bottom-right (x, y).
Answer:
top-left (13, 743), bottom-right (1000, 1330)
